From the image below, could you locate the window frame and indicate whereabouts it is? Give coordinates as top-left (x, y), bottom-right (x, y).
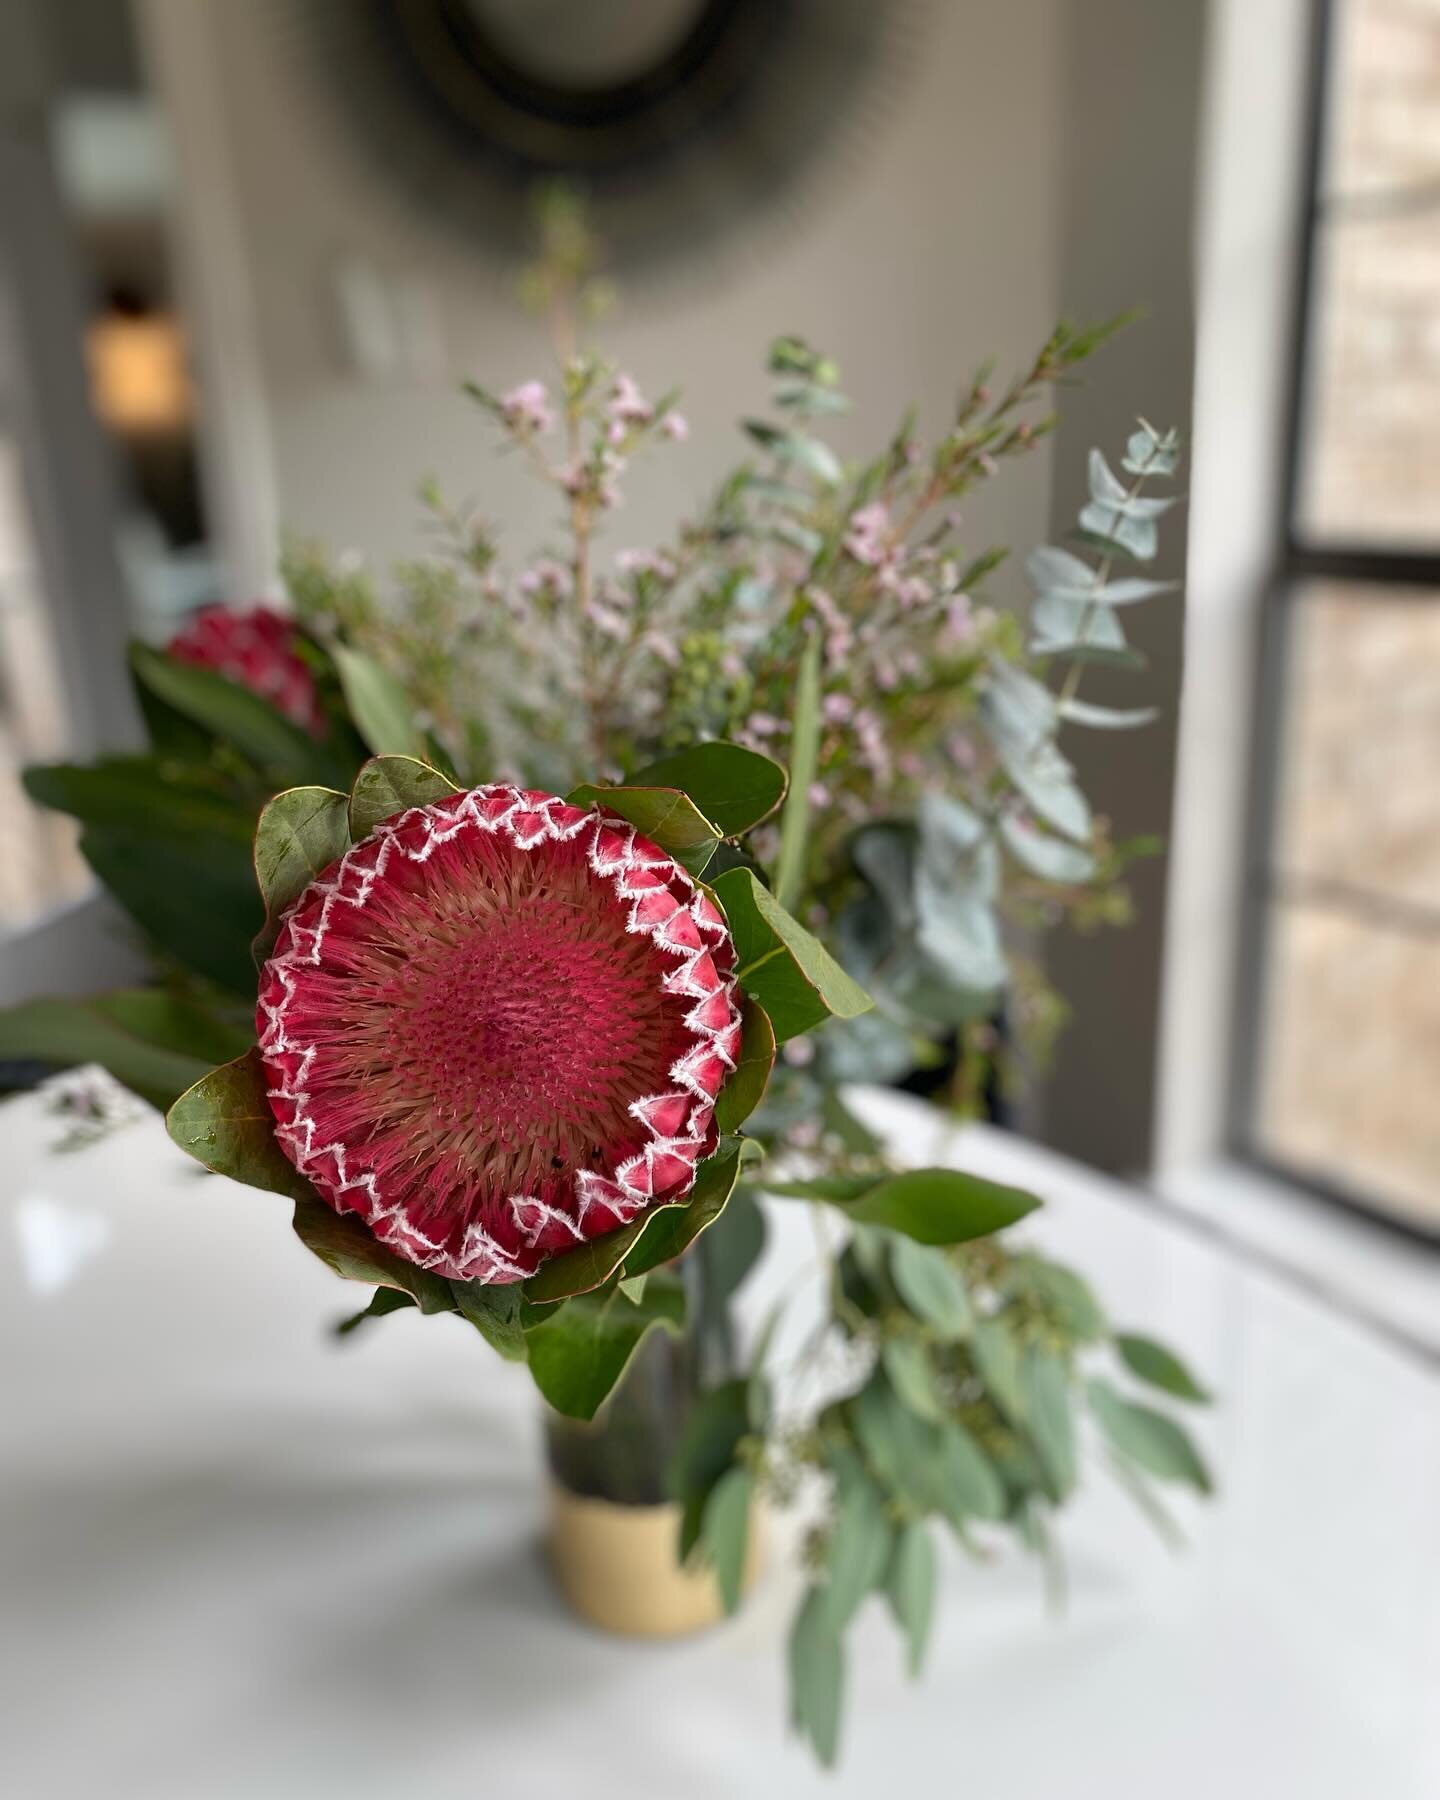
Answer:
top-left (1228, 0), bottom-right (1440, 1245)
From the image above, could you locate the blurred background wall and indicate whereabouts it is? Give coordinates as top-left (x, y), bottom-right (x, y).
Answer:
top-left (132, 0), bottom-right (1206, 1173)
top-left (0, 0), bottom-right (1207, 1157)
top-left (4, 0), bottom-right (1434, 1245)
top-left (140, 0), bottom-right (1066, 576)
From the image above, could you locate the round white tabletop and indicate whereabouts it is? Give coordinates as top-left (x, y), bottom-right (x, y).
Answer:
top-left (2, 1084), bottom-right (1436, 1798)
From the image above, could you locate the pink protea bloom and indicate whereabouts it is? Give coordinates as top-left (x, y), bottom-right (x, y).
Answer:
top-left (168, 605), bottom-right (324, 735)
top-left (256, 786), bottom-right (742, 1286)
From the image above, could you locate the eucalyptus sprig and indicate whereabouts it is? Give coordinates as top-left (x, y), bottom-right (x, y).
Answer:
top-left (673, 1204), bottom-right (1212, 1766)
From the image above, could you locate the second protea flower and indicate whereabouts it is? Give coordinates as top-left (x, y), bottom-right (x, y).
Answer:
top-left (168, 604), bottom-right (324, 735)
top-left (257, 785), bottom-right (742, 1284)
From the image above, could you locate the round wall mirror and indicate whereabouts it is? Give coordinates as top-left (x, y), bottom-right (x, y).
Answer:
top-left (299, 0), bottom-right (907, 269)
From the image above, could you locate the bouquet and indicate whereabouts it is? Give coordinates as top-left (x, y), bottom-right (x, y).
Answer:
top-left (1, 199), bottom-right (1211, 1765)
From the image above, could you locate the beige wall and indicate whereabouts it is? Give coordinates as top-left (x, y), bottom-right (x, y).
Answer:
top-left (142, 0), bottom-right (1065, 584)
top-left (1037, 0), bottom-right (1209, 1173)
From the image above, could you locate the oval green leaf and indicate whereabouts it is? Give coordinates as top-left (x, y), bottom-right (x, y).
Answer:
top-left (668, 1377), bottom-right (751, 1557)
top-left (627, 742), bottom-right (787, 837)
top-left (520, 1212), bottom-right (654, 1304)
top-left (0, 990), bottom-right (247, 1108)
top-left (349, 754), bottom-right (461, 841)
top-left (292, 1194), bottom-right (456, 1313)
top-left (764, 1172), bottom-right (880, 1204)
top-left (1022, 1345), bottom-right (1077, 1499)
top-left (843, 1166), bottom-right (1041, 1244)
top-left (700, 1465), bottom-right (754, 1615)
top-left (129, 642), bottom-right (333, 780)
top-left (253, 785), bottom-right (350, 958)
top-left (1087, 1377), bottom-right (1214, 1493)
top-left (936, 1419), bottom-right (1006, 1522)
top-left (450, 1280), bottom-right (527, 1360)
top-left (166, 1048), bottom-right (312, 1201)
top-left (881, 1337), bottom-right (946, 1423)
top-left (525, 1275), bottom-right (685, 1421)
top-left (522, 1145), bottom-right (746, 1305)
top-left (567, 782), bottom-right (722, 876)
top-left (81, 825), bottom-right (263, 997)
top-left (819, 1464), bottom-right (892, 1632)
top-left (23, 758), bottom-right (256, 843)
top-left (708, 866), bottom-right (871, 1043)
top-left (788, 1587), bottom-right (845, 1769)
top-left (620, 1146), bottom-right (745, 1280)
top-left (886, 1520), bottom-right (938, 1677)
top-left (333, 643), bottom-right (427, 758)
top-left (889, 1236), bottom-right (974, 1339)
top-left (1114, 1332), bottom-right (1212, 1404)
top-left (713, 997), bottom-right (777, 1133)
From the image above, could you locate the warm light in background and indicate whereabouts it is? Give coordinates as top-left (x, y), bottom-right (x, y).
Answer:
top-left (85, 310), bottom-right (191, 437)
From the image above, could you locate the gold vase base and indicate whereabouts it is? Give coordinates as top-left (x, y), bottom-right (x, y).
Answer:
top-left (547, 1479), bottom-right (761, 1638)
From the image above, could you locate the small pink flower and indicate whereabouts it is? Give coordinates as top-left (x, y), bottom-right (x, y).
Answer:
top-left (584, 598), bottom-right (628, 640)
top-left (501, 380), bottom-right (553, 435)
top-left (167, 605), bottom-right (323, 736)
top-left (843, 502), bottom-right (892, 567)
top-left (806, 586), bottom-right (854, 663)
top-left (257, 787), bottom-right (741, 1285)
top-left (596, 448), bottom-right (627, 510)
top-left (808, 782), bottom-right (831, 809)
top-left (661, 413), bottom-right (689, 442)
top-left (947, 731), bottom-right (977, 770)
top-left (645, 631), bottom-right (679, 667)
top-left (617, 548), bottom-right (677, 582)
top-left (855, 710), bottom-right (892, 784)
top-left (744, 711), bottom-right (783, 739)
top-left (608, 373), bottom-right (653, 426)
top-left (822, 693), bottom-right (854, 725)
top-left (942, 595), bottom-right (975, 643)
top-left (887, 573), bottom-right (933, 610)
top-left (518, 558), bottom-right (573, 600)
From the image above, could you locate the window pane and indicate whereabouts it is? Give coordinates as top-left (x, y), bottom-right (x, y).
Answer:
top-left (1297, 0), bottom-right (1440, 545)
top-left (1322, 0), bottom-right (1440, 201)
top-left (1296, 208), bottom-right (1440, 545)
top-left (1254, 901), bottom-right (1440, 1227)
top-left (1251, 583), bottom-right (1440, 1227)
top-left (1273, 582), bottom-right (1440, 911)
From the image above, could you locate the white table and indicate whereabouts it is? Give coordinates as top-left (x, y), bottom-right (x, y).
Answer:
top-left (3, 1084), bottom-right (1437, 1799)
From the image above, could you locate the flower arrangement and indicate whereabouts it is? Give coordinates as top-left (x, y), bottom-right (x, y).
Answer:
top-left (0, 200), bottom-right (1212, 1766)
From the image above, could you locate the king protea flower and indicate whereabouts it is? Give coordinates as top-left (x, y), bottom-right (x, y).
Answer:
top-left (256, 785), bottom-right (742, 1284)
top-left (168, 605), bottom-right (324, 735)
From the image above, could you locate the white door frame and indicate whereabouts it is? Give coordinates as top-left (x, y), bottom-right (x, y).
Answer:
top-left (0, 5), bottom-right (143, 998)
